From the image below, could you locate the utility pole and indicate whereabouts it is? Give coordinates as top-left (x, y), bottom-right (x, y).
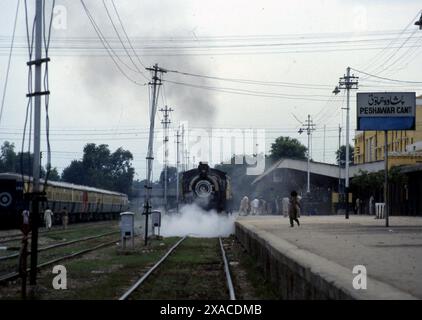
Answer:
top-left (181, 125), bottom-right (185, 172)
top-left (323, 125), bottom-right (326, 163)
top-left (144, 64), bottom-right (166, 246)
top-left (29, 0), bottom-right (49, 287)
top-left (186, 150), bottom-right (190, 170)
top-left (160, 105), bottom-right (173, 213)
top-left (175, 128), bottom-right (181, 213)
top-left (384, 131), bottom-right (389, 227)
top-left (298, 115), bottom-right (315, 194)
top-left (334, 67), bottom-right (358, 219)
top-left (338, 125), bottom-right (342, 195)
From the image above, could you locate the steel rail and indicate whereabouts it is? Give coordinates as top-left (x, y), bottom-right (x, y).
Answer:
top-left (118, 236), bottom-right (187, 300)
top-left (0, 239), bottom-right (117, 283)
top-left (0, 231), bottom-right (118, 261)
top-left (219, 237), bottom-right (236, 300)
top-left (0, 221), bottom-right (116, 244)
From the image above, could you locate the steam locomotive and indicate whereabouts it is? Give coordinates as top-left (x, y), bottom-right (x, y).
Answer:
top-left (0, 172), bottom-right (129, 230)
top-left (180, 162), bottom-right (232, 212)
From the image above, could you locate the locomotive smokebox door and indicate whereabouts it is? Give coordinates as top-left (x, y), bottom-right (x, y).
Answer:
top-left (151, 210), bottom-right (161, 237)
top-left (120, 212), bottom-right (135, 249)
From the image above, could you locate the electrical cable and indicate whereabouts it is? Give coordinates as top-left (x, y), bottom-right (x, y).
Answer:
top-left (79, 0), bottom-right (146, 86)
top-left (102, 0), bottom-right (149, 81)
top-left (110, 0), bottom-right (148, 71)
top-left (164, 79), bottom-right (346, 102)
top-left (21, 0), bottom-right (36, 192)
top-left (0, 0), bottom-right (20, 127)
top-left (358, 10), bottom-right (422, 73)
top-left (166, 69), bottom-right (332, 89)
top-left (351, 67), bottom-right (422, 84)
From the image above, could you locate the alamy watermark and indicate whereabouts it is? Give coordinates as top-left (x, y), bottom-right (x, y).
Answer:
top-left (155, 122), bottom-right (266, 175)
top-left (352, 265), bottom-right (367, 290)
top-left (52, 265), bottom-right (67, 290)
top-left (52, 5), bottom-right (67, 30)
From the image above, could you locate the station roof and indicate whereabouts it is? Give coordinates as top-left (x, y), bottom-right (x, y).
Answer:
top-left (252, 158), bottom-right (385, 185)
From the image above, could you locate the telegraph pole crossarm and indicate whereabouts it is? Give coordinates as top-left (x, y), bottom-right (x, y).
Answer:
top-left (298, 115), bottom-right (315, 194)
top-left (159, 105), bottom-right (173, 213)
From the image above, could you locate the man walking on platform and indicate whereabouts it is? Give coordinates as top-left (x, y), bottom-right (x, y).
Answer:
top-left (288, 191), bottom-right (301, 227)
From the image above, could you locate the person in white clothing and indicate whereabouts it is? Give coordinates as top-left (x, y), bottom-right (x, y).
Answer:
top-left (239, 196), bottom-right (250, 216)
top-left (250, 198), bottom-right (260, 215)
top-left (44, 206), bottom-right (54, 230)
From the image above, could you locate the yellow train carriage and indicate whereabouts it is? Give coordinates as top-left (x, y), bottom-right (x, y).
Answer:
top-left (0, 173), bottom-right (129, 226)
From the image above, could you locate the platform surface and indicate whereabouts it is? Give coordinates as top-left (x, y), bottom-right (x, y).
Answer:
top-left (236, 215), bottom-right (422, 299)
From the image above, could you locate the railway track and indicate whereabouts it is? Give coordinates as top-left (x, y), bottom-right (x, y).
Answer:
top-left (0, 221), bottom-right (117, 245)
top-left (0, 238), bottom-right (118, 283)
top-left (0, 231), bottom-right (118, 262)
top-left (118, 236), bottom-right (236, 300)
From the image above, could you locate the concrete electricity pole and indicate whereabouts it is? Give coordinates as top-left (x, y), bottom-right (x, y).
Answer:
top-left (334, 67), bottom-right (358, 219)
top-left (29, 0), bottom-right (50, 286)
top-left (323, 124), bottom-right (326, 163)
top-left (181, 125), bottom-right (186, 172)
top-left (338, 125), bottom-right (342, 195)
top-left (299, 115), bottom-right (315, 194)
top-left (144, 64), bottom-right (166, 246)
top-left (175, 128), bottom-right (181, 213)
top-left (160, 105), bottom-right (173, 213)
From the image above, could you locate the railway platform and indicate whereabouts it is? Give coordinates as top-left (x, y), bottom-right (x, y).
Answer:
top-left (235, 215), bottom-right (422, 300)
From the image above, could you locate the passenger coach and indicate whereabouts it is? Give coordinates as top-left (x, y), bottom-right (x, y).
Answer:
top-left (0, 172), bottom-right (129, 229)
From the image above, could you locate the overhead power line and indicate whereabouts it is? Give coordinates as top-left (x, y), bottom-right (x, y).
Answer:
top-left (0, 0), bottom-right (20, 127)
top-left (351, 67), bottom-right (422, 84)
top-left (79, 0), bottom-right (147, 86)
top-left (102, 0), bottom-right (148, 81)
top-left (166, 69), bottom-right (332, 89)
top-left (164, 79), bottom-right (349, 102)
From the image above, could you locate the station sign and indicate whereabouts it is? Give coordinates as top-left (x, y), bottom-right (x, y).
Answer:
top-left (357, 92), bottom-right (416, 130)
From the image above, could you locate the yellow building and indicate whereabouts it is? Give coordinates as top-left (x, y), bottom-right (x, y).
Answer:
top-left (354, 95), bottom-right (422, 167)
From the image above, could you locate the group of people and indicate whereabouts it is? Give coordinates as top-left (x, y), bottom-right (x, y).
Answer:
top-left (21, 206), bottom-right (69, 231)
top-left (43, 206), bottom-right (69, 230)
top-left (239, 191), bottom-right (301, 227)
top-left (239, 197), bottom-right (273, 216)
top-left (354, 195), bottom-right (375, 216)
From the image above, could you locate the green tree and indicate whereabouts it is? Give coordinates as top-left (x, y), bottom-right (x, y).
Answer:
top-left (350, 167), bottom-right (407, 201)
top-left (44, 167), bottom-right (60, 181)
top-left (61, 143), bottom-right (135, 195)
top-left (110, 147), bottom-right (135, 195)
top-left (269, 136), bottom-right (307, 161)
top-left (336, 145), bottom-right (354, 167)
top-left (15, 151), bottom-right (46, 177)
top-left (0, 141), bottom-right (16, 172)
top-left (62, 160), bottom-right (85, 185)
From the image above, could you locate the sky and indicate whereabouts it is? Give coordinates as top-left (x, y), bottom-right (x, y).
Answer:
top-left (1, 0), bottom-right (422, 181)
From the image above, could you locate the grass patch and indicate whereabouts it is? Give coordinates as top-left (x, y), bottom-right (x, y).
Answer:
top-left (29, 237), bottom-right (180, 300)
top-left (223, 235), bottom-right (279, 300)
top-left (132, 237), bottom-right (228, 300)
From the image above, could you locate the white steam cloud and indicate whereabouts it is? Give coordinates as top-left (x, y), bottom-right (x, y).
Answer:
top-left (161, 204), bottom-right (237, 238)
